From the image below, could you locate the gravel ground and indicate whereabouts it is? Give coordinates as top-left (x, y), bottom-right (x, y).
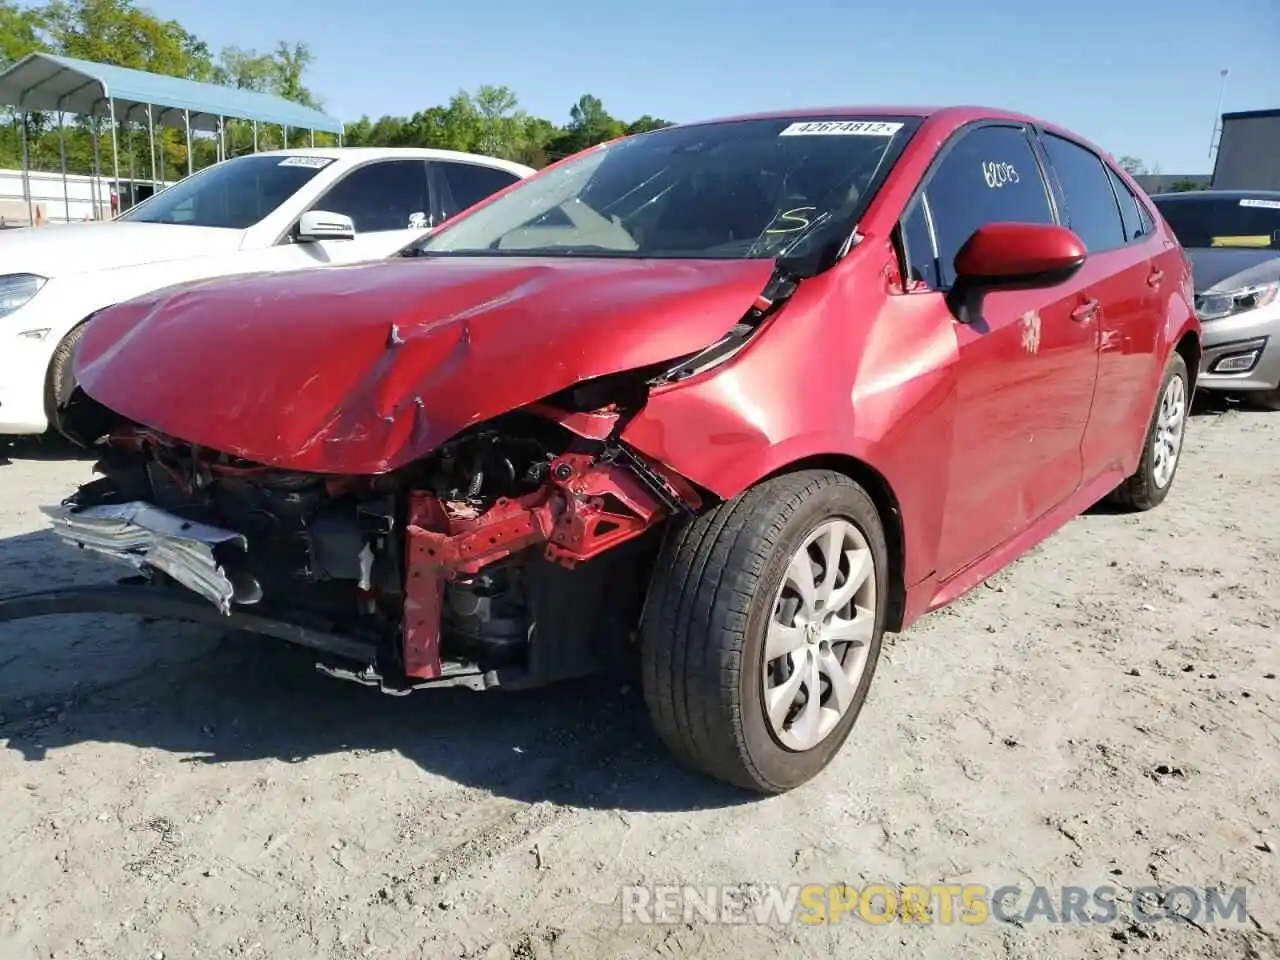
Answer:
top-left (1, 399), bottom-right (1278, 960)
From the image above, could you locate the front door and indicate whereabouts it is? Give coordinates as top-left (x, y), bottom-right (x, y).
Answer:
top-left (901, 122), bottom-right (1100, 581)
top-left (272, 158), bottom-right (433, 269)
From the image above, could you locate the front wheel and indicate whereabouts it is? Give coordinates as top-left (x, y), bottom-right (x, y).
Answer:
top-left (1109, 352), bottom-right (1189, 511)
top-left (43, 321), bottom-right (90, 441)
top-left (640, 470), bottom-right (888, 793)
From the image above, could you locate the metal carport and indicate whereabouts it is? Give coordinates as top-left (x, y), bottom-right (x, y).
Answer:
top-left (0, 52), bottom-right (345, 225)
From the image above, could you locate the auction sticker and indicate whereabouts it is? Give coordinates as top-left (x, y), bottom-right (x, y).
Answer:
top-left (1240, 198), bottom-right (1280, 210)
top-left (278, 156), bottom-right (336, 169)
top-left (779, 120), bottom-right (904, 137)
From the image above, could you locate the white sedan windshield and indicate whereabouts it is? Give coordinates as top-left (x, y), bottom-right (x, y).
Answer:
top-left (118, 154), bottom-right (334, 229)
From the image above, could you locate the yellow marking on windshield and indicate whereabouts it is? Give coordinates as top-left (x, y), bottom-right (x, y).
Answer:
top-left (1210, 235), bottom-right (1272, 248)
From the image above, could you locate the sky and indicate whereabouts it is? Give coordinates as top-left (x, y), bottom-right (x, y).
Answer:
top-left (149, 0), bottom-right (1278, 174)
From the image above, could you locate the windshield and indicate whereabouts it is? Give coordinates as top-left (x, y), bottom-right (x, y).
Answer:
top-left (414, 116), bottom-right (919, 271)
top-left (1153, 195), bottom-right (1280, 250)
top-left (118, 154), bottom-right (334, 229)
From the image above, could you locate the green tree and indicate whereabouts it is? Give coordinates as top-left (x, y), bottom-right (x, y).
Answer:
top-left (271, 40), bottom-right (317, 107)
top-left (212, 45), bottom-right (277, 92)
top-left (40, 0), bottom-right (212, 77)
top-left (472, 84), bottom-right (528, 159)
top-left (550, 93), bottom-right (624, 156)
top-left (626, 115), bottom-right (672, 135)
top-left (0, 0), bottom-right (46, 69)
top-left (1117, 155), bottom-right (1147, 176)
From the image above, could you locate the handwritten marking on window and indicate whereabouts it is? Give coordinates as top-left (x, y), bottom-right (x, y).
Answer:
top-left (982, 161), bottom-right (1020, 189)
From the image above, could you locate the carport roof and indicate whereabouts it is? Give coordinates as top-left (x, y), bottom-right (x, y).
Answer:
top-left (0, 52), bottom-right (343, 134)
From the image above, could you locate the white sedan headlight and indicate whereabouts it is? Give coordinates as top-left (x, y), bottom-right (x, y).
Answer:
top-left (0, 273), bottom-right (47, 318)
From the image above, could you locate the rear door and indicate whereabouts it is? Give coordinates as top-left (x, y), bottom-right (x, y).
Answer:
top-left (903, 122), bottom-right (1102, 580)
top-left (1036, 132), bottom-right (1165, 479)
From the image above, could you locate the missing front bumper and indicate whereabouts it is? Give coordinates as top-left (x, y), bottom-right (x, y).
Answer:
top-left (42, 501), bottom-right (255, 614)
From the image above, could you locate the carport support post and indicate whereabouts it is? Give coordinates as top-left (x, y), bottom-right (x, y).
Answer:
top-left (90, 115), bottom-right (103, 220)
top-left (184, 110), bottom-right (192, 176)
top-left (57, 110), bottom-right (69, 223)
top-left (252, 120), bottom-right (258, 152)
top-left (126, 120), bottom-right (136, 206)
top-left (309, 129), bottom-right (315, 147)
top-left (19, 110), bottom-right (32, 226)
top-left (217, 116), bottom-right (225, 161)
top-left (282, 124), bottom-right (288, 149)
top-left (146, 103), bottom-right (157, 191)
top-left (108, 98), bottom-right (121, 218)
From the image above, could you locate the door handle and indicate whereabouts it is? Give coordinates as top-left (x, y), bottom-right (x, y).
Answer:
top-left (1071, 298), bottom-right (1100, 322)
top-left (1147, 269), bottom-right (1164, 289)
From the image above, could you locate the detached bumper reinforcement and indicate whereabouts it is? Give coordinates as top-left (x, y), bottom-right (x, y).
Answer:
top-left (41, 501), bottom-right (255, 614)
top-left (0, 583), bottom-right (377, 663)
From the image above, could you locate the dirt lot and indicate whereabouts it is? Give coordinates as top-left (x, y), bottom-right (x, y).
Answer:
top-left (2, 401), bottom-right (1278, 960)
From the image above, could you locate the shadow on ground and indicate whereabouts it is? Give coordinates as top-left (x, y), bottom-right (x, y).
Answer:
top-left (0, 527), bottom-right (752, 814)
top-left (0, 432), bottom-right (96, 466)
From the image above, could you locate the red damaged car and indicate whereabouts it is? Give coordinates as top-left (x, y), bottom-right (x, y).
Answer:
top-left (3, 107), bottom-right (1200, 793)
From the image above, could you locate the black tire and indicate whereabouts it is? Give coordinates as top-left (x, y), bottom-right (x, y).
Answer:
top-left (1110, 352), bottom-right (1189, 512)
top-left (640, 469), bottom-right (888, 793)
top-left (43, 321), bottom-right (90, 440)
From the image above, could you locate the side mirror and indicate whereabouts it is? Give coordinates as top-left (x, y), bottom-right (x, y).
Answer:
top-left (296, 210), bottom-right (356, 243)
top-left (953, 222), bottom-right (1086, 290)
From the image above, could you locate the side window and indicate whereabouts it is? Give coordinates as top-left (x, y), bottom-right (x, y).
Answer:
top-left (921, 125), bottom-right (1055, 288)
top-left (899, 195), bottom-right (939, 289)
top-left (1041, 134), bottom-right (1126, 253)
top-left (434, 161), bottom-right (520, 221)
top-left (1136, 196), bottom-right (1156, 236)
top-left (1106, 166), bottom-right (1145, 242)
top-left (311, 159), bottom-right (430, 233)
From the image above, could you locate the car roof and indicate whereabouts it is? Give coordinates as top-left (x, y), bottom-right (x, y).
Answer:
top-left (672, 104), bottom-right (1048, 129)
top-left (230, 147), bottom-right (536, 178)
top-left (1150, 189), bottom-right (1280, 201)
top-left (663, 105), bottom-right (1114, 160)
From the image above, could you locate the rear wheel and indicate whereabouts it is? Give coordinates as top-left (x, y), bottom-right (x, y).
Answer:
top-left (43, 321), bottom-right (90, 441)
top-left (1109, 352), bottom-right (1189, 511)
top-left (640, 470), bottom-right (888, 793)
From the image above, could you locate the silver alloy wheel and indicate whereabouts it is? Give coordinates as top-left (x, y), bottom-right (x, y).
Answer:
top-left (763, 518), bottom-right (877, 752)
top-left (1152, 373), bottom-right (1187, 489)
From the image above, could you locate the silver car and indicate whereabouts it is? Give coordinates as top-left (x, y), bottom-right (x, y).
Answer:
top-left (1151, 190), bottom-right (1280, 409)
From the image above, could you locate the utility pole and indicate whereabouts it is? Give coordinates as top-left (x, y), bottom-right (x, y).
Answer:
top-left (1208, 68), bottom-right (1229, 160)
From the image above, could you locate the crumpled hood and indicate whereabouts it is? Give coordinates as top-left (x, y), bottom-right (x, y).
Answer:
top-left (0, 220), bottom-right (243, 277)
top-left (1185, 247), bottom-right (1280, 294)
top-left (74, 255), bottom-right (776, 473)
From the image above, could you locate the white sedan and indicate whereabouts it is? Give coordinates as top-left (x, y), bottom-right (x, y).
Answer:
top-left (0, 147), bottom-right (534, 437)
